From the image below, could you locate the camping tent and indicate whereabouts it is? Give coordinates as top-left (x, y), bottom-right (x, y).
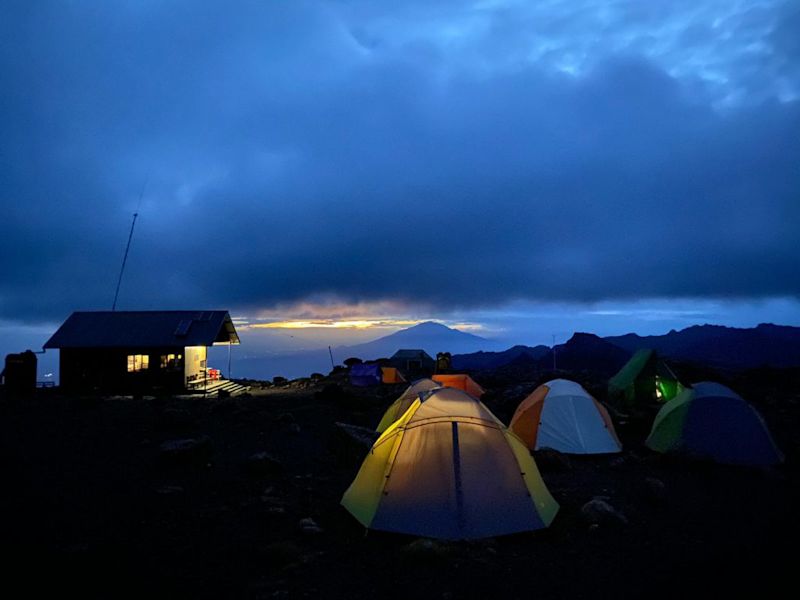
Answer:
top-left (349, 363), bottom-right (382, 387)
top-left (432, 374), bottom-right (485, 398)
top-left (608, 349), bottom-right (683, 409)
top-left (342, 387), bottom-right (559, 540)
top-left (510, 379), bottom-right (622, 454)
top-left (646, 382), bottom-right (784, 466)
top-left (381, 367), bottom-right (406, 384)
top-left (376, 378), bottom-right (440, 433)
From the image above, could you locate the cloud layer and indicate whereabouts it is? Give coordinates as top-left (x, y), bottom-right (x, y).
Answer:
top-left (1, 1), bottom-right (798, 323)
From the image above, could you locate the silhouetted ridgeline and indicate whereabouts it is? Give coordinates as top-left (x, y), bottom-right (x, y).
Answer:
top-left (604, 323), bottom-right (800, 369)
top-left (451, 324), bottom-right (800, 374)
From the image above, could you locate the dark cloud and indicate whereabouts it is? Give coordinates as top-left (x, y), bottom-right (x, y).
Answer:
top-left (1, 1), bottom-right (799, 323)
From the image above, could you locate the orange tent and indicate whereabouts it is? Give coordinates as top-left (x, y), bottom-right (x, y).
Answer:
top-left (432, 374), bottom-right (485, 398)
top-left (381, 367), bottom-right (406, 384)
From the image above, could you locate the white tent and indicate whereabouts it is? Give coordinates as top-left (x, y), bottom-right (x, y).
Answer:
top-left (510, 379), bottom-right (622, 454)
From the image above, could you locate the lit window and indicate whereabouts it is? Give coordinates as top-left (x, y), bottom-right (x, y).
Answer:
top-left (160, 354), bottom-right (183, 369)
top-left (127, 354), bottom-right (149, 372)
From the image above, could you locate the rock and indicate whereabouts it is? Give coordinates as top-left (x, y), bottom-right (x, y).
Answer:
top-left (581, 498), bottom-right (628, 527)
top-left (158, 436), bottom-right (212, 464)
top-left (287, 423), bottom-right (301, 435)
top-left (329, 422), bottom-right (379, 464)
top-left (246, 452), bottom-right (283, 475)
top-left (609, 456), bottom-right (627, 469)
top-left (277, 412), bottom-right (296, 425)
top-left (534, 448), bottom-right (572, 471)
top-left (400, 538), bottom-right (452, 563)
top-left (643, 477), bottom-right (666, 503)
top-left (315, 383), bottom-right (350, 405)
top-left (263, 541), bottom-right (302, 566)
top-left (298, 517), bottom-right (323, 535)
top-left (158, 408), bottom-right (195, 431)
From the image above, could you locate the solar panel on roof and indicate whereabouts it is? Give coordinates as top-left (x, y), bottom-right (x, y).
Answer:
top-left (174, 320), bottom-right (192, 336)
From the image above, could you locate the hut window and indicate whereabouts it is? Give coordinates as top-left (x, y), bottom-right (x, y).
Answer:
top-left (160, 353), bottom-right (183, 369)
top-left (127, 354), bottom-right (149, 372)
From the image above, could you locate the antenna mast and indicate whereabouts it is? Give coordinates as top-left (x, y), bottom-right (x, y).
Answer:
top-left (112, 180), bottom-right (147, 311)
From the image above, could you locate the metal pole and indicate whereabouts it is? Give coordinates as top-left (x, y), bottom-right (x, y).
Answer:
top-left (328, 346), bottom-right (335, 370)
top-left (228, 342), bottom-right (232, 379)
top-left (112, 212), bottom-right (138, 311)
top-left (112, 178), bottom-right (147, 311)
top-left (552, 334), bottom-right (557, 370)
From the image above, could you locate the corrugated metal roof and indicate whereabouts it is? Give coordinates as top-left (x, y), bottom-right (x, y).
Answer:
top-left (391, 349), bottom-right (433, 360)
top-left (43, 310), bottom-right (240, 349)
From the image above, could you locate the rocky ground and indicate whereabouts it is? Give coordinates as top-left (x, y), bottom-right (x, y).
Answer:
top-left (1, 368), bottom-right (798, 599)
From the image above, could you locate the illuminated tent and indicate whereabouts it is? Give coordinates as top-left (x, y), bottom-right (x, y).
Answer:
top-left (376, 378), bottom-right (440, 433)
top-left (646, 382), bottom-right (783, 466)
top-left (342, 387), bottom-right (558, 540)
top-left (432, 374), bottom-right (485, 398)
top-left (381, 367), bottom-right (406, 384)
top-left (349, 363), bottom-right (382, 387)
top-left (510, 379), bottom-right (622, 454)
top-left (608, 349), bottom-right (683, 409)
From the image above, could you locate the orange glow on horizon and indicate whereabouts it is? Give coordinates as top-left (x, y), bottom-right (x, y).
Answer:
top-left (251, 319), bottom-right (429, 330)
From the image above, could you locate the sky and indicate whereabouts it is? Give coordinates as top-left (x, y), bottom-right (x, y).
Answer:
top-left (2, 0), bottom-right (800, 369)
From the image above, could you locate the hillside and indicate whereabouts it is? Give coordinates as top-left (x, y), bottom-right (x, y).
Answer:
top-left (605, 323), bottom-right (800, 369)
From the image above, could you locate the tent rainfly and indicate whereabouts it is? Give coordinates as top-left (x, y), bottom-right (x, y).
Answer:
top-left (432, 374), bottom-right (485, 398)
top-left (342, 387), bottom-right (558, 540)
top-left (646, 382), bottom-right (783, 466)
top-left (608, 349), bottom-right (683, 409)
top-left (510, 379), bottom-right (622, 454)
top-left (380, 367), bottom-right (406, 384)
top-left (375, 378), bottom-right (440, 433)
top-left (349, 363), bottom-right (382, 387)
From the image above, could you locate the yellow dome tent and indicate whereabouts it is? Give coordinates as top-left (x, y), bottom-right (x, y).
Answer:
top-left (376, 378), bottom-right (440, 433)
top-left (342, 387), bottom-right (559, 540)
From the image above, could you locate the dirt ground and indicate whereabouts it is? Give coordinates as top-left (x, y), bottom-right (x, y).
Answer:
top-left (1, 370), bottom-right (798, 599)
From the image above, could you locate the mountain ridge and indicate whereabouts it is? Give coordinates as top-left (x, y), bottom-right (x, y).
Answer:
top-left (233, 321), bottom-right (800, 381)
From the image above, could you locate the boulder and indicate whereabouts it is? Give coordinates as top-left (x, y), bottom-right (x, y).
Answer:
top-left (400, 538), bottom-right (453, 564)
top-left (581, 497), bottom-right (628, 527)
top-left (158, 436), bottom-right (212, 464)
top-left (329, 422), bottom-right (379, 464)
top-left (298, 517), bottom-right (323, 535)
top-left (643, 477), bottom-right (666, 504)
top-left (534, 448), bottom-right (572, 471)
top-left (246, 452), bottom-right (283, 475)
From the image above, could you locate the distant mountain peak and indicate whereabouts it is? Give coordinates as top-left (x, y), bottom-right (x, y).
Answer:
top-left (566, 332), bottom-right (604, 344)
top-left (405, 321), bottom-right (451, 331)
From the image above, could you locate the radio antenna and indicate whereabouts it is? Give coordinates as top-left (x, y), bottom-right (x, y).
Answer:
top-left (112, 178), bottom-right (147, 311)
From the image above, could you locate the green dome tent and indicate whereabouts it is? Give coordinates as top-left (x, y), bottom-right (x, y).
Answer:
top-left (608, 349), bottom-right (683, 410)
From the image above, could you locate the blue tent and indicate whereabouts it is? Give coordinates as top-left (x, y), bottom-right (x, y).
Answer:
top-left (350, 363), bottom-right (382, 387)
top-left (646, 382), bottom-right (783, 466)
